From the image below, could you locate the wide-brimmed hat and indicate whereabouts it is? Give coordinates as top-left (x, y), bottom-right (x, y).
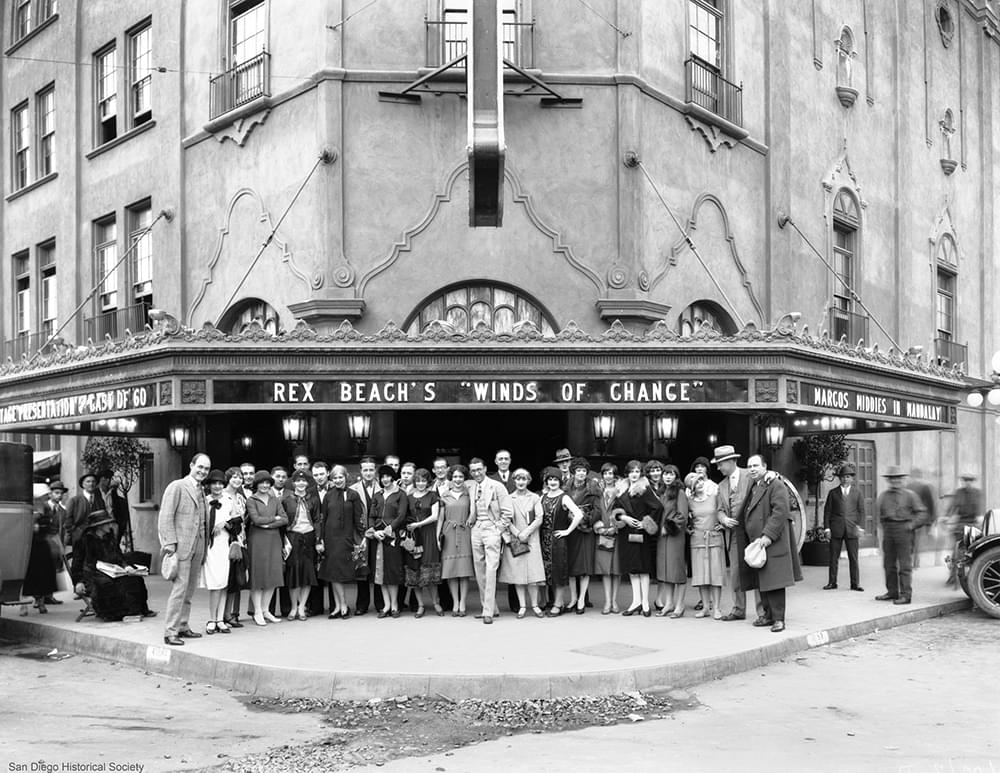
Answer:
top-left (78, 472), bottom-right (98, 486)
top-left (961, 472), bottom-right (978, 480)
top-left (837, 463), bottom-right (857, 477)
top-left (569, 456), bottom-right (590, 472)
top-left (48, 480), bottom-right (68, 492)
top-left (553, 448), bottom-right (573, 464)
top-left (83, 509), bottom-right (115, 531)
top-left (206, 469), bottom-right (227, 484)
top-left (251, 470), bottom-right (274, 490)
top-left (710, 445), bottom-right (741, 465)
top-left (882, 465), bottom-right (907, 478)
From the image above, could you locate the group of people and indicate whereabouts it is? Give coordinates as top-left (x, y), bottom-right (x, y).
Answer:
top-left (155, 443), bottom-right (804, 644)
top-left (22, 469), bottom-right (153, 621)
top-left (824, 461), bottom-right (984, 606)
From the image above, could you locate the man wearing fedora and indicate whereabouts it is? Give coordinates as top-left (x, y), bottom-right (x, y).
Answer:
top-left (158, 452), bottom-right (211, 645)
top-left (42, 480), bottom-right (69, 605)
top-left (66, 471), bottom-right (106, 550)
top-left (943, 472), bottom-right (982, 586)
top-left (713, 445), bottom-right (765, 622)
top-left (554, 448), bottom-right (574, 487)
top-left (875, 466), bottom-right (926, 604)
top-left (823, 463), bottom-right (865, 591)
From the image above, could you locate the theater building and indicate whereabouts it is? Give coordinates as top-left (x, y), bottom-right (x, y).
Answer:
top-left (1, 1), bottom-right (996, 549)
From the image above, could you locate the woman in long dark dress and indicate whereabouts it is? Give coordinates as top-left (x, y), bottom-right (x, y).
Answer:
top-left (317, 464), bottom-right (365, 619)
top-left (245, 471), bottom-right (288, 626)
top-left (405, 468), bottom-right (442, 617)
top-left (23, 505), bottom-right (61, 613)
top-left (282, 471), bottom-right (319, 621)
top-left (71, 511), bottom-right (153, 621)
top-left (538, 466), bottom-right (586, 617)
top-left (648, 462), bottom-right (690, 617)
top-left (612, 459), bottom-right (663, 616)
top-left (593, 462), bottom-right (623, 614)
top-left (372, 465), bottom-right (410, 618)
top-left (566, 457), bottom-right (599, 614)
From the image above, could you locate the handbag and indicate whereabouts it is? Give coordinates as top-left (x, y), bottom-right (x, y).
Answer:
top-left (228, 541), bottom-right (243, 561)
top-left (627, 533), bottom-right (645, 544)
top-left (160, 550), bottom-right (179, 581)
top-left (641, 516), bottom-right (659, 535)
top-left (352, 538), bottom-right (369, 579)
top-left (744, 540), bottom-right (767, 569)
top-left (597, 534), bottom-right (616, 552)
top-left (507, 534), bottom-right (530, 557)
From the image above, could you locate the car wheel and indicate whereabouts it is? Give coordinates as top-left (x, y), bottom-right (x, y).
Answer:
top-left (968, 545), bottom-right (1000, 619)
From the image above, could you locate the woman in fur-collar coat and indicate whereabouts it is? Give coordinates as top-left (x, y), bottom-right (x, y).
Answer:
top-left (612, 460), bottom-right (664, 616)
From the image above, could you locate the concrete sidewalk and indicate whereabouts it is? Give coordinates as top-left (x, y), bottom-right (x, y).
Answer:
top-left (0, 553), bottom-right (969, 701)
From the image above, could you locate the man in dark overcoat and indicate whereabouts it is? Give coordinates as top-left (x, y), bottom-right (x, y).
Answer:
top-left (739, 454), bottom-right (801, 633)
top-left (823, 462), bottom-right (865, 591)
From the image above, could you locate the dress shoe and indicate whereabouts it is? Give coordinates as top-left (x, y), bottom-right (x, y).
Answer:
top-left (377, 610), bottom-right (389, 619)
top-left (177, 629), bottom-right (202, 639)
top-left (390, 609), bottom-right (401, 618)
top-left (850, 586), bottom-right (864, 592)
top-left (770, 621), bottom-right (786, 633)
top-left (641, 609), bottom-right (652, 618)
top-left (720, 612), bottom-right (745, 621)
top-left (263, 612), bottom-right (281, 623)
top-left (328, 611), bottom-right (341, 619)
top-left (354, 608), bottom-right (368, 616)
top-left (483, 616), bottom-right (493, 624)
top-left (892, 597), bottom-right (912, 605)
top-left (142, 610), bottom-right (157, 618)
top-left (822, 583), bottom-right (837, 590)
top-left (44, 596), bottom-right (63, 605)
top-left (163, 635), bottom-right (184, 646)
top-left (575, 606), bottom-right (585, 615)
top-left (621, 607), bottom-right (639, 617)
top-left (226, 617), bottom-right (244, 628)
top-left (694, 600), bottom-right (704, 611)
top-left (415, 608), bottom-right (426, 619)
top-left (874, 593), bottom-right (898, 601)
top-left (752, 617), bottom-right (774, 627)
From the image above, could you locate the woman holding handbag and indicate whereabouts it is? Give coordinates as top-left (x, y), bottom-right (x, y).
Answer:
top-left (613, 460), bottom-right (663, 617)
top-left (404, 468), bottom-right (443, 617)
top-left (497, 468), bottom-right (546, 618)
top-left (593, 463), bottom-right (622, 614)
top-left (685, 472), bottom-right (725, 619)
top-left (245, 471), bottom-right (288, 626)
top-left (222, 467), bottom-right (248, 629)
top-left (565, 457), bottom-right (599, 614)
top-left (371, 465), bottom-right (410, 618)
top-left (281, 471), bottom-right (319, 621)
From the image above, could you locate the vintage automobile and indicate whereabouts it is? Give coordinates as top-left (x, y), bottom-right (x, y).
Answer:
top-left (953, 509), bottom-right (1000, 619)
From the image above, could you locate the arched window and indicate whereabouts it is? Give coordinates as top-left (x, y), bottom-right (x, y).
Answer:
top-left (935, 234), bottom-right (958, 343)
top-left (677, 300), bottom-right (736, 336)
top-left (218, 298), bottom-right (280, 335)
top-left (836, 27), bottom-right (854, 87)
top-left (831, 188), bottom-right (864, 342)
top-left (405, 283), bottom-right (556, 336)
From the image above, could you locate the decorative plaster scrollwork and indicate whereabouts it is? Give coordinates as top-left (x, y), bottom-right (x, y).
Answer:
top-left (332, 263), bottom-right (356, 288)
top-left (601, 320), bottom-right (632, 342)
top-left (684, 115), bottom-right (739, 153)
top-left (755, 379), bottom-right (779, 402)
top-left (180, 380), bottom-right (207, 404)
top-left (212, 109), bottom-right (271, 147)
top-left (606, 265), bottom-right (629, 289)
top-left (159, 381), bottom-right (173, 406)
top-left (356, 161), bottom-right (604, 296)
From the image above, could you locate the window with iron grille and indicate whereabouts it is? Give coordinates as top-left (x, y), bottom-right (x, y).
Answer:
top-left (36, 85), bottom-right (55, 177)
top-left (128, 201), bottom-right (153, 304)
top-left (129, 23), bottom-right (153, 127)
top-left (94, 216), bottom-right (118, 311)
top-left (95, 44), bottom-right (118, 145)
top-left (405, 283), bottom-right (556, 336)
top-left (11, 102), bottom-right (30, 190)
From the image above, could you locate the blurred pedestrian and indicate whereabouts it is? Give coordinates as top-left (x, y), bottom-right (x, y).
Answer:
top-left (943, 473), bottom-right (982, 586)
top-left (875, 466), bottom-right (925, 605)
top-left (906, 468), bottom-right (937, 568)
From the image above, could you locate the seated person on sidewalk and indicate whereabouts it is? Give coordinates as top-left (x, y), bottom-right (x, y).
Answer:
top-left (71, 510), bottom-right (155, 622)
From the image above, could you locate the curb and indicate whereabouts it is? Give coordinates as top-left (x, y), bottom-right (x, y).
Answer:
top-left (0, 598), bottom-right (971, 700)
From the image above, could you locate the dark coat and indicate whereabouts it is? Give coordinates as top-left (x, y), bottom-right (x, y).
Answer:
top-left (739, 477), bottom-right (800, 592)
top-left (823, 485), bottom-right (866, 539)
top-left (488, 471), bottom-right (517, 494)
top-left (316, 487), bottom-right (365, 583)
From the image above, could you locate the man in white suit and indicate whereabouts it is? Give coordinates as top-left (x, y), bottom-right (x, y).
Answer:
top-left (158, 453), bottom-right (210, 645)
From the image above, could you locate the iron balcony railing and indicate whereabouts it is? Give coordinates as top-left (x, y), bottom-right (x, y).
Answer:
top-left (209, 50), bottom-right (271, 120)
top-left (934, 337), bottom-right (968, 369)
top-left (684, 57), bottom-right (743, 127)
top-left (425, 19), bottom-right (534, 68)
top-left (84, 301), bottom-right (152, 342)
top-left (830, 306), bottom-right (869, 345)
top-left (2, 331), bottom-right (54, 361)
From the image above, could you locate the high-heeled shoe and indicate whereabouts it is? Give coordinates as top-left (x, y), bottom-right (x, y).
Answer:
top-left (205, 621), bottom-right (217, 634)
top-left (547, 605), bottom-right (563, 617)
top-left (263, 611), bottom-right (281, 623)
top-left (601, 606), bottom-right (612, 615)
top-left (532, 606), bottom-right (545, 618)
top-left (668, 608), bottom-right (685, 619)
top-left (216, 620), bottom-right (232, 633)
top-left (621, 606), bottom-right (640, 617)
top-left (517, 607), bottom-right (527, 619)
top-left (641, 608), bottom-right (652, 617)
top-left (434, 603), bottom-right (444, 617)
top-left (253, 614), bottom-right (266, 626)
top-left (694, 609), bottom-right (709, 618)
top-left (415, 607), bottom-right (426, 619)
top-left (655, 607), bottom-right (670, 617)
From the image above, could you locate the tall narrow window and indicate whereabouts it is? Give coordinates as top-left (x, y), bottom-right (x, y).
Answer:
top-left (230, 0), bottom-right (267, 106)
top-left (14, 0), bottom-right (31, 41)
top-left (128, 201), bottom-right (153, 305)
top-left (94, 217), bottom-right (118, 312)
top-left (129, 24), bottom-right (152, 127)
top-left (39, 242), bottom-right (56, 341)
top-left (439, 0), bottom-right (520, 64)
top-left (830, 188), bottom-right (865, 343)
top-left (13, 252), bottom-right (30, 337)
top-left (37, 85), bottom-right (55, 177)
top-left (95, 45), bottom-right (118, 145)
top-left (689, 0), bottom-right (722, 70)
top-left (936, 268), bottom-right (955, 342)
top-left (39, 0), bottom-right (56, 22)
top-left (11, 102), bottom-right (30, 190)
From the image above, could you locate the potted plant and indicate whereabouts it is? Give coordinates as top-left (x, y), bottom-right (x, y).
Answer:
top-left (793, 434), bottom-right (851, 566)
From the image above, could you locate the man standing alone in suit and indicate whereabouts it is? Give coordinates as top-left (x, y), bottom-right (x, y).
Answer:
top-left (714, 445), bottom-right (763, 622)
top-left (158, 453), bottom-right (211, 645)
top-left (823, 463), bottom-right (865, 592)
